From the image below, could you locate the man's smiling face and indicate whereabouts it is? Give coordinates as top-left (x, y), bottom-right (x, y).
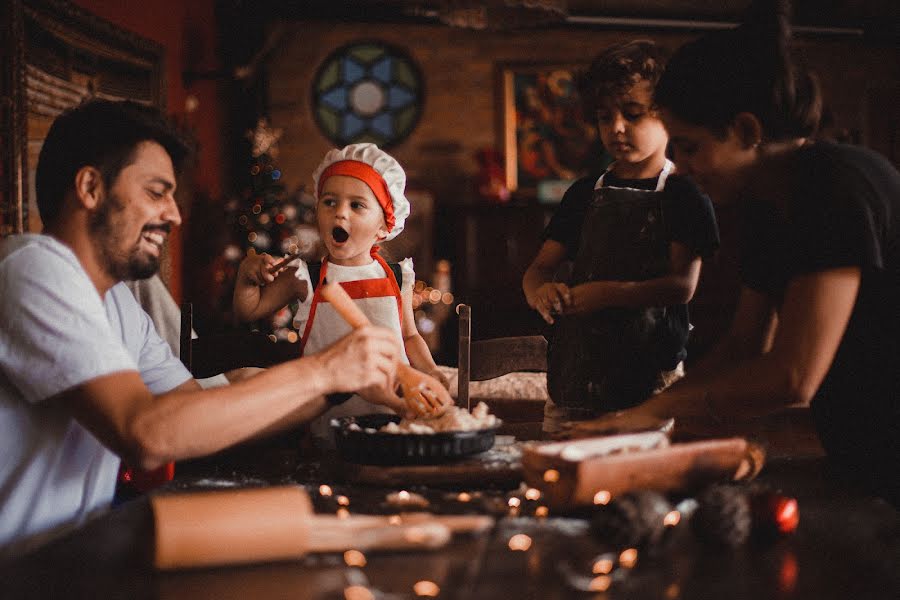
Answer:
top-left (90, 140), bottom-right (181, 281)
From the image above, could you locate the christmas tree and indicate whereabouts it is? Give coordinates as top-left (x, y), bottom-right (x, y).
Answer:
top-left (221, 118), bottom-right (321, 342)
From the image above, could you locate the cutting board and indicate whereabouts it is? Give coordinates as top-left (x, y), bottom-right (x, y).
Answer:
top-left (337, 437), bottom-right (525, 488)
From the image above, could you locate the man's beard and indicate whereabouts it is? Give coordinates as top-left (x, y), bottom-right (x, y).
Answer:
top-left (89, 191), bottom-right (164, 281)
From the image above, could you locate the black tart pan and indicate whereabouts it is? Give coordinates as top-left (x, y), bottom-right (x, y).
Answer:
top-left (332, 414), bottom-right (500, 465)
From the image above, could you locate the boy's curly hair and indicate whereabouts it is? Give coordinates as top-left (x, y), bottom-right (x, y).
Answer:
top-left (577, 40), bottom-right (669, 117)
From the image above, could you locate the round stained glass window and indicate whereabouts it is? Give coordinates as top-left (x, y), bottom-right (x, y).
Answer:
top-left (312, 41), bottom-right (423, 148)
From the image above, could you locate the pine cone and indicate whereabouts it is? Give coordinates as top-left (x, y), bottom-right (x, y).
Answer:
top-left (692, 484), bottom-right (752, 547)
top-left (591, 491), bottom-right (671, 548)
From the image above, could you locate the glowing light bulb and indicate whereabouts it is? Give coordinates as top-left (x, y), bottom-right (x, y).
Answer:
top-left (593, 490), bottom-right (612, 505)
top-left (413, 581), bottom-right (440, 597)
top-left (619, 548), bottom-right (638, 568)
top-left (589, 575), bottom-right (611, 592)
top-left (592, 557), bottom-right (614, 574)
top-left (508, 534), bottom-right (532, 551)
top-left (343, 550), bottom-right (367, 567)
top-left (344, 586), bottom-right (374, 600)
top-left (664, 510), bottom-right (681, 527)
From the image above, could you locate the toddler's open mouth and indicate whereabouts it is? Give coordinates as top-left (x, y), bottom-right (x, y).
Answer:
top-left (332, 226), bottom-right (349, 243)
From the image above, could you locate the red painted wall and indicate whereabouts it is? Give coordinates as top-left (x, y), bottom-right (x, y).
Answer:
top-left (72, 0), bottom-right (225, 302)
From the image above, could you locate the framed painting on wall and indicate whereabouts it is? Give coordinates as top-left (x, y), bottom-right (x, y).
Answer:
top-left (499, 63), bottom-right (608, 200)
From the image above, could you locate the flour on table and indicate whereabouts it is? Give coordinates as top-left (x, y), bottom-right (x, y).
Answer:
top-left (379, 402), bottom-right (499, 434)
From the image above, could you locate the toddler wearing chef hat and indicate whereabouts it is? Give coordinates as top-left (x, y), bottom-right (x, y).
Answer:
top-left (233, 143), bottom-right (447, 440)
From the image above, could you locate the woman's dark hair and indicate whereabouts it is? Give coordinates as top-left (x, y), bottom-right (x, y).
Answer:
top-left (655, 0), bottom-right (821, 141)
top-left (35, 99), bottom-right (193, 226)
top-left (577, 40), bottom-right (669, 118)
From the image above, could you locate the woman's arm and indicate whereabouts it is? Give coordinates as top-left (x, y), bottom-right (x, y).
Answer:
top-left (564, 241), bottom-right (701, 313)
top-left (570, 267), bottom-right (861, 434)
top-left (683, 285), bottom-right (778, 379)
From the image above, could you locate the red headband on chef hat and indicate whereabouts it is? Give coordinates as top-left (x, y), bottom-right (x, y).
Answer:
top-left (312, 143), bottom-right (410, 241)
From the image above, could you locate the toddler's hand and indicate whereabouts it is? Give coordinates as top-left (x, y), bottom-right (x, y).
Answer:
top-left (429, 368), bottom-right (451, 391)
top-left (358, 384), bottom-right (414, 419)
top-left (528, 283), bottom-right (572, 324)
top-left (236, 253), bottom-right (279, 287)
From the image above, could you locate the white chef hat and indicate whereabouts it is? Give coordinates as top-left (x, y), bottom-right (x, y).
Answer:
top-left (312, 143), bottom-right (410, 241)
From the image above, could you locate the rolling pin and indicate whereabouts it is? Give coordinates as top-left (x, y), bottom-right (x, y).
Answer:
top-left (152, 486), bottom-right (451, 569)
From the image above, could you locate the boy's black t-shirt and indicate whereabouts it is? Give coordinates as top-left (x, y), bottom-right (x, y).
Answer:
top-left (543, 172), bottom-right (720, 261)
top-left (541, 170), bottom-right (720, 370)
top-left (738, 142), bottom-right (900, 490)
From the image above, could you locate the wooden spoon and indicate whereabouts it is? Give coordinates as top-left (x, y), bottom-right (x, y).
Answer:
top-left (320, 281), bottom-right (451, 416)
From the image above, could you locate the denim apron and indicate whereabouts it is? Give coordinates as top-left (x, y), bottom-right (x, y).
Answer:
top-left (547, 160), bottom-right (685, 415)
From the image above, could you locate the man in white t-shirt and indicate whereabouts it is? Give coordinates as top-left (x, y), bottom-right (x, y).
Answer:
top-left (0, 100), bottom-right (402, 556)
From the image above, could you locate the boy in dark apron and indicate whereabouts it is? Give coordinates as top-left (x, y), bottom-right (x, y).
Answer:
top-left (522, 41), bottom-right (719, 433)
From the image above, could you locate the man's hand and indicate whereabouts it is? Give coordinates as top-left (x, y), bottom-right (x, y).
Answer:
top-left (558, 408), bottom-right (674, 440)
top-left (527, 282), bottom-right (572, 324)
top-left (317, 325), bottom-right (400, 394)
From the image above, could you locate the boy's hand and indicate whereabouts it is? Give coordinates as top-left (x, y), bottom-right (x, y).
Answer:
top-left (528, 283), bottom-right (572, 324)
top-left (560, 283), bottom-right (605, 316)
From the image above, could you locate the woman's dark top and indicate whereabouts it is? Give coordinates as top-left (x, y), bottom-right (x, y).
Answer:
top-left (739, 141), bottom-right (899, 500)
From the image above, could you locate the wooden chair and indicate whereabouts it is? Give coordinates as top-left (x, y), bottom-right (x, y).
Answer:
top-left (456, 304), bottom-right (548, 411)
top-left (179, 303), bottom-right (300, 378)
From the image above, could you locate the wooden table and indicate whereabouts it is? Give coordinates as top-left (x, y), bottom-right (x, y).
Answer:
top-left (2, 440), bottom-right (898, 600)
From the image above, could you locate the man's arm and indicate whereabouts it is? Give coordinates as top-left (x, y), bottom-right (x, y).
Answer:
top-left (65, 326), bottom-right (400, 470)
top-left (564, 241), bottom-right (701, 313)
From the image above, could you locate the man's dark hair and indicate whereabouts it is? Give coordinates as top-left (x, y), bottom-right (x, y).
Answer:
top-left (577, 40), bottom-right (669, 118)
top-left (35, 99), bottom-right (193, 226)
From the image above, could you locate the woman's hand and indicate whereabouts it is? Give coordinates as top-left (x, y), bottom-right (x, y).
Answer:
top-left (527, 282), bottom-right (572, 324)
top-left (557, 407), bottom-right (674, 439)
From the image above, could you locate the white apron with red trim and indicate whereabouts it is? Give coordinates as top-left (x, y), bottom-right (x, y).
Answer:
top-left (294, 255), bottom-right (412, 443)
